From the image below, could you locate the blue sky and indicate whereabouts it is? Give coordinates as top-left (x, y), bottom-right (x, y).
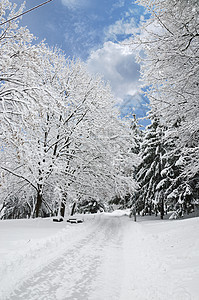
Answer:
top-left (15, 0), bottom-right (150, 124)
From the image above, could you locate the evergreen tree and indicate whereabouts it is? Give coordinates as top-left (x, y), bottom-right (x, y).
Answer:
top-left (161, 127), bottom-right (198, 218)
top-left (135, 116), bottom-right (166, 218)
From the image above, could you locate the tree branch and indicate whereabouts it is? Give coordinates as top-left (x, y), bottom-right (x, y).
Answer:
top-left (0, 166), bottom-right (37, 191)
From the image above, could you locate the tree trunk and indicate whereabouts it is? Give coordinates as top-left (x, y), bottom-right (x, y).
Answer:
top-left (35, 188), bottom-right (42, 218)
top-left (60, 202), bottom-right (65, 218)
top-left (160, 197), bottom-right (164, 220)
top-left (71, 202), bottom-right (76, 216)
top-left (133, 209), bottom-right (137, 222)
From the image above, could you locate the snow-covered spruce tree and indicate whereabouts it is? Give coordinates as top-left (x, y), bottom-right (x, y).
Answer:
top-left (135, 117), bottom-right (197, 219)
top-left (135, 116), bottom-right (167, 218)
top-left (131, 0), bottom-right (199, 192)
top-left (130, 114), bottom-right (143, 156)
top-left (161, 127), bottom-right (198, 217)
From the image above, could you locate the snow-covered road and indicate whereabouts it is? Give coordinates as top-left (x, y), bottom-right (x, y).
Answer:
top-left (9, 218), bottom-right (123, 300)
top-left (1, 213), bottom-right (199, 300)
top-left (8, 216), bottom-right (125, 300)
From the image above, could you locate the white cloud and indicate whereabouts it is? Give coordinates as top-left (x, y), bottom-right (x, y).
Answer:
top-left (105, 17), bottom-right (138, 41)
top-left (61, 0), bottom-right (89, 10)
top-left (87, 41), bottom-right (140, 102)
top-left (112, 0), bottom-right (125, 10)
top-left (86, 41), bottom-right (149, 118)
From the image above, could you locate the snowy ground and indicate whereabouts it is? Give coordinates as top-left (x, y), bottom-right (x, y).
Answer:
top-left (0, 212), bottom-right (199, 300)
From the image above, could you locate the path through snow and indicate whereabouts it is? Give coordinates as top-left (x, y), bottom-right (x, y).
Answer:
top-left (0, 213), bottom-right (199, 300)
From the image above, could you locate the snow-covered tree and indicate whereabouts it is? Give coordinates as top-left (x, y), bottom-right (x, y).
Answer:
top-left (135, 116), bottom-right (198, 219)
top-left (135, 116), bottom-right (167, 218)
top-left (130, 114), bottom-right (143, 155)
top-left (57, 113), bottom-right (139, 215)
top-left (161, 128), bottom-right (199, 217)
top-left (130, 0), bottom-right (199, 184)
top-left (0, 1), bottom-right (36, 120)
top-left (134, 0), bottom-right (199, 135)
top-left (110, 114), bottom-right (143, 209)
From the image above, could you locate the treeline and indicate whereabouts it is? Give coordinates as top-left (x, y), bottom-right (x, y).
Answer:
top-left (0, 0), bottom-right (199, 220)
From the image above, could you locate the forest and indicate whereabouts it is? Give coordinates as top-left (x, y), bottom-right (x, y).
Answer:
top-left (0, 0), bottom-right (198, 220)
